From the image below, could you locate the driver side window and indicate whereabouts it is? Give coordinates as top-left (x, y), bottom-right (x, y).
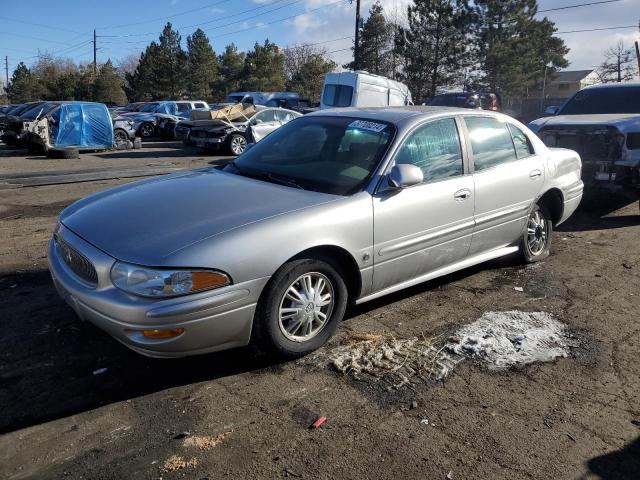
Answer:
top-left (394, 118), bottom-right (464, 182)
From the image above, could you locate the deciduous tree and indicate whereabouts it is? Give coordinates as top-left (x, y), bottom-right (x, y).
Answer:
top-left (596, 41), bottom-right (635, 83)
top-left (284, 44), bottom-right (336, 101)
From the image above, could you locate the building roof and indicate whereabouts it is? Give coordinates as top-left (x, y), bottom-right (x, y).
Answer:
top-left (549, 70), bottom-right (594, 83)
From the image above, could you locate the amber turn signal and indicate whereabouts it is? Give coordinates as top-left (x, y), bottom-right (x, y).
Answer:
top-left (191, 271), bottom-right (229, 291)
top-left (142, 328), bottom-right (185, 339)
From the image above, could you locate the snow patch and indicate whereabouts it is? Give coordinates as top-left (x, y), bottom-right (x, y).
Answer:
top-left (447, 311), bottom-right (574, 370)
top-left (321, 311), bottom-right (574, 388)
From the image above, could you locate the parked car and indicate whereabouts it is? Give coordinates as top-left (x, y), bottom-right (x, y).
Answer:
top-left (23, 102), bottom-right (114, 153)
top-left (2, 101), bottom-right (57, 147)
top-left (119, 101), bottom-right (179, 138)
top-left (190, 107), bottom-right (301, 155)
top-left (176, 100), bottom-right (209, 115)
top-left (0, 101), bottom-right (47, 145)
top-left (425, 92), bottom-right (502, 111)
top-left (264, 97), bottom-right (319, 114)
top-left (111, 114), bottom-right (138, 146)
top-left (48, 106), bottom-right (582, 359)
top-left (223, 91), bottom-right (299, 106)
top-left (529, 82), bottom-right (640, 195)
top-left (321, 71), bottom-right (412, 109)
top-left (111, 102), bottom-right (147, 116)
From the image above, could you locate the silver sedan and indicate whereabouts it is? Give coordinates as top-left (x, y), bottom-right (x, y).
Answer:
top-left (48, 107), bottom-right (583, 358)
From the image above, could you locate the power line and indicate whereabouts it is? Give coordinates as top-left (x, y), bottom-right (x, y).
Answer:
top-left (208, 0), bottom-right (348, 40)
top-left (0, 16), bottom-right (83, 34)
top-left (557, 24), bottom-right (637, 34)
top-left (99, 0), bottom-right (234, 30)
top-left (98, 0), bottom-right (302, 39)
top-left (0, 31), bottom-right (76, 46)
top-left (538, 0), bottom-right (622, 13)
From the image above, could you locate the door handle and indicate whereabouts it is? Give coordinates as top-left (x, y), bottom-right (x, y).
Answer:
top-left (529, 169), bottom-right (542, 178)
top-left (454, 189), bottom-right (472, 201)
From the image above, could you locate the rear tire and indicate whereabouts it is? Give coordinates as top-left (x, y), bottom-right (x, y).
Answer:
top-left (520, 203), bottom-right (553, 263)
top-left (253, 258), bottom-right (348, 358)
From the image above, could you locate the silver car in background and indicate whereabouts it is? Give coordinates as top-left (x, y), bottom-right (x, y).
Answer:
top-left (48, 107), bottom-right (583, 358)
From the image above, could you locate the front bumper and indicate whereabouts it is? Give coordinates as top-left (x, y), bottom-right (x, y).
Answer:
top-left (194, 136), bottom-right (225, 149)
top-left (47, 225), bottom-right (269, 358)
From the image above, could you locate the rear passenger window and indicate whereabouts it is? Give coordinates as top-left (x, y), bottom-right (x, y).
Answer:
top-left (464, 117), bottom-right (517, 171)
top-left (176, 103), bottom-right (189, 112)
top-left (194, 103), bottom-right (205, 109)
top-left (394, 118), bottom-right (463, 182)
top-left (508, 124), bottom-right (534, 158)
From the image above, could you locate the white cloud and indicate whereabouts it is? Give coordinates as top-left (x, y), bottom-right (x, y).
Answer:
top-left (210, 7), bottom-right (224, 14)
top-left (293, 13), bottom-right (324, 32)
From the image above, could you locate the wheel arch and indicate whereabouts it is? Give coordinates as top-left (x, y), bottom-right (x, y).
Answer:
top-left (537, 188), bottom-right (564, 225)
top-left (287, 245), bottom-right (363, 302)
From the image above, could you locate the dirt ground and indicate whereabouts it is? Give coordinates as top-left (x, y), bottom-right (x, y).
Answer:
top-left (0, 142), bottom-right (639, 480)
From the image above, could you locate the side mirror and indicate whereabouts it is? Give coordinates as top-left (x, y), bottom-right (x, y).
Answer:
top-left (544, 106), bottom-right (559, 116)
top-left (387, 164), bottom-right (424, 189)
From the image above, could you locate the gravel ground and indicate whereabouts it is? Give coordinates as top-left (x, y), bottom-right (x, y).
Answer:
top-left (0, 144), bottom-right (639, 480)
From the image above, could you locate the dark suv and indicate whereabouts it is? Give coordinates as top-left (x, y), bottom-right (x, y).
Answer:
top-left (426, 92), bottom-right (502, 112)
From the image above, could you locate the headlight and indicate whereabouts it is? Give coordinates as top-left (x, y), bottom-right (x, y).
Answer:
top-left (110, 262), bottom-right (231, 298)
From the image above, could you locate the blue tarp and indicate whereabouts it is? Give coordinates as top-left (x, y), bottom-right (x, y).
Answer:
top-left (55, 102), bottom-right (114, 149)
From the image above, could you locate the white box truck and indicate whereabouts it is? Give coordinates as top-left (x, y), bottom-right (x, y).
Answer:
top-left (320, 71), bottom-right (412, 109)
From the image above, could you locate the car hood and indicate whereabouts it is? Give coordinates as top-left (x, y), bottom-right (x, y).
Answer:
top-left (60, 168), bottom-right (339, 265)
top-left (530, 114), bottom-right (640, 133)
top-left (120, 112), bottom-right (158, 122)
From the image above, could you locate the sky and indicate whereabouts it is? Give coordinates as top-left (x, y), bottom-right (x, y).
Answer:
top-left (1, 0), bottom-right (639, 78)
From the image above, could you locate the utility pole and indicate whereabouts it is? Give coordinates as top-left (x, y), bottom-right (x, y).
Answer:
top-left (93, 29), bottom-right (97, 76)
top-left (635, 41), bottom-right (640, 77)
top-left (4, 56), bottom-right (8, 94)
top-left (353, 0), bottom-right (361, 70)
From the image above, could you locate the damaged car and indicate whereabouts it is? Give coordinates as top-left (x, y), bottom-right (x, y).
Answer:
top-left (1, 101), bottom-right (47, 146)
top-left (119, 101), bottom-right (179, 138)
top-left (23, 101), bottom-right (114, 155)
top-left (189, 105), bottom-right (301, 155)
top-left (48, 107), bottom-right (582, 358)
top-left (529, 82), bottom-right (640, 196)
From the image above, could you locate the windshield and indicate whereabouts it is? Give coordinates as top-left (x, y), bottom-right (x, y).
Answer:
top-left (559, 87), bottom-right (640, 115)
top-left (138, 102), bottom-right (161, 112)
top-left (228, 116), bottom-right (394, 195)
top-left (20, 102), bottom-right (59, 120)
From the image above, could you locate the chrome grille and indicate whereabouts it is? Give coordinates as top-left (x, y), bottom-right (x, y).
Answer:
top-left (55, 235), bottom-right (98, 285)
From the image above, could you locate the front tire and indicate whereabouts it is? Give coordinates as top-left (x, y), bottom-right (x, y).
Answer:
top-left (228, 133), bottom-right (247, 155)
top-left (114, 128), bottom-right (129, 146)
top-left (254, 258), bottom-right (348, 358)
top-left (138, 122), bottom-right (155, 138)
top-left (520, 204), bottom-right (553, 263)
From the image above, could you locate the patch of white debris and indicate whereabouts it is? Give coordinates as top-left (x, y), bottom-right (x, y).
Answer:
top-left (322, 311), bottom-right (575, 388)
top-left (447, 311), bottom-right (575, 371)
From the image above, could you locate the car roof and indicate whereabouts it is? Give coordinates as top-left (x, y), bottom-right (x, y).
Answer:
top-left (582, 82), bottom-right (640, 90)
top-left (307, 106), bottom-right (472, 123)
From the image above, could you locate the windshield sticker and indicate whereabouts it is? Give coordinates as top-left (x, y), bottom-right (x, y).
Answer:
top-left (348, 120), bottom-right (387, 133)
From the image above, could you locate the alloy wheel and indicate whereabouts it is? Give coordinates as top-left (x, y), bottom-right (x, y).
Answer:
top-left (278, 272), bottom-right (334, 342)
top-left (230, 135), bottom-right (247, 155)
top-left (527, 209), bottom-right (548, 255)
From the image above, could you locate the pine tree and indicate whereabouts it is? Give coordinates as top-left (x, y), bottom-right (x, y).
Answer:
top-left (93, 60), bottom-right (127, 105)
top-left (186, 29), bottom-right (218, 100)
top-left (6, 62), bottom-right (40, 102)
top-left (125, 46), bottom-right (158, 101)
top-left (241, 40), bottom-right (286, 91)
top-left (395, 0), bottom-right (472, 101)
top-left (214, 43), bottom-right (245, 100)
top-left (152, 23), bottom-right (188, 99)
top-left (284, 45), bottom-right (336, 101)
top-left (472, 0), bottom-right (568, 95)
top-left (347, 2), bottom-right (394, 77)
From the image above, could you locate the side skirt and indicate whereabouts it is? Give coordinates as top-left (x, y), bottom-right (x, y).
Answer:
top-left (355, 246), bottom-right (520, 305)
